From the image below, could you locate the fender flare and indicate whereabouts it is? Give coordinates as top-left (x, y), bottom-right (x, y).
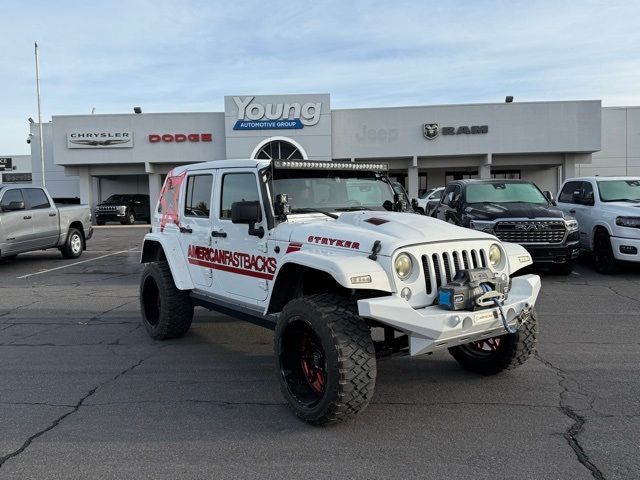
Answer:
top-left (265, 250), bottom-right (394, 311)
top-left (590, 223), bottom-right (614, 250)
top-left (502, 241), bottom-right (533, 274)
top-left (141, 233), bottom-right (194, 290)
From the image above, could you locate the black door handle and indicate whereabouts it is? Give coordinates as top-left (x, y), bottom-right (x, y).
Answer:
top-left (211, 230), bottom-right (227, 238)
top-left (49, 212), bottom-right (56, 217)
top-left (179, 226), bottom-right (193, 234)
top-left (570, 209), bottom-right (576, 214)
top-left (23, 215), bottom-right (32, 220)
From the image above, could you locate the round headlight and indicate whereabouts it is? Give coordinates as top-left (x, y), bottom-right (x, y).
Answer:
top-left (489, 244), bottom-right (502, 267)
top-left (394, 253), bottom-right (413, 280)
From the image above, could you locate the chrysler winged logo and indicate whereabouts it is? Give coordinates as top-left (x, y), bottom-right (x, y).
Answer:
top-left (69, 138), bottom-right (131, 146)
top-left (423, 123), bottom-right (439, 140)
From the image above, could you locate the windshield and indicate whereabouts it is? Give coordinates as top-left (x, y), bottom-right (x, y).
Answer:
top-left (465, 182), bottom-right (547, 204)
top-left (105, 195), bottom-right (137, 204)
top-left (419, 188), bottom-right (435, 199)
top-left (597, 179), bottom-right (640, 202)
top-left (271, 170), bottom-right (396, 212)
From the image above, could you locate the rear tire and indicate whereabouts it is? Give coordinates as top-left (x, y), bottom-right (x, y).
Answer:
top-left (60, 228), bottom-right (84, 259)
top-left (275, 294), bottom-right (377, 425)
top-left (96, 221), bottom-right (105, 226)
top-left (448, 309), bottom-right (538, 375)
top-left (594, 231), bottom-right (618, 274)
top-left (122, 211), bottom-right (136, 225)
top-left (140, 261), bottom-right (193, 340)
top-left (1, 254), bottom-right (18, 261)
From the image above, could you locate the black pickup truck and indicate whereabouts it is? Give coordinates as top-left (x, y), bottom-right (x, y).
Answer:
top-left (432, 179), bottom-right (580, 274)
top-left (94, 194), bottom-right (150, 225)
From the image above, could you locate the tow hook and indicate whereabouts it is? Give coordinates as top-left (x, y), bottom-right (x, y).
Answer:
top-left (493, 299), bottom-right (531, 334)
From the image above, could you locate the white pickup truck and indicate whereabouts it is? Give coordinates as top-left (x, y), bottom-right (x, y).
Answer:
top-left (139, 159), bottom-right (541, 424)
top-left (0, 184), bottom-right (92, 260)
top-left (557, 176), bottom-right (640, 273)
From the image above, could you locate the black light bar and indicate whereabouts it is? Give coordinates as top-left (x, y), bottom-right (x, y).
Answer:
top-left (273, 160), bottom-right (388, 171)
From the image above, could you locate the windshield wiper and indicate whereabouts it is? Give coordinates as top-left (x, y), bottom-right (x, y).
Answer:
top-left (334, 206), bottom-right (371, 211)
top-left (290, 208), bottom-right (339, 219)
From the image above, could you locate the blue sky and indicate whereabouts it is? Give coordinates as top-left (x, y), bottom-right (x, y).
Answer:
top-left (1, 0), bottom-right (639, 154)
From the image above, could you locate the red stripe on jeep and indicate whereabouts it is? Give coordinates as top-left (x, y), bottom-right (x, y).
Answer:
top-left (188, 258), bottom-right (274, 280)
top-left (286, 242), bottom-right (302, 254)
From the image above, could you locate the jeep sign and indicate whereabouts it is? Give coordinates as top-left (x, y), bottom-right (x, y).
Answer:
top-left (233, 96), bottom-right (322, 130)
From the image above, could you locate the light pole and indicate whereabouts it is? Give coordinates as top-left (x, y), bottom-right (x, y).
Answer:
top-left (35, 41), bottom-right (45, 186)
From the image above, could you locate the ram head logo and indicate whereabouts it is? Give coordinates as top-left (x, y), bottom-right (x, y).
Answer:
top-left (423, 123), bottom-right (439, 140)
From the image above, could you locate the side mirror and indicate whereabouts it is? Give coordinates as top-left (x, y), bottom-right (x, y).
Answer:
top-left (231, 201), bottom-right (264, 238)
top-left (393, 193), bottom-right (407, 211)
top-left (1, 201), bottom-right (25, 212)
top-left (274, 194), bottom-right (290, 219)
top-left (543, 190), bottom-right (556, 205)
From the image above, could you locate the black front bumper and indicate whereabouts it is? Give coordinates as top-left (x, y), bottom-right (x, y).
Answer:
top-left (95, 212), bottom-right (127, 222)
top-left (523, 240), bottom-right (580, 264)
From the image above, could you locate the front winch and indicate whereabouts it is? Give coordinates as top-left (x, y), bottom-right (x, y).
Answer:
top-left (437, 268), bottom-right (509, 311)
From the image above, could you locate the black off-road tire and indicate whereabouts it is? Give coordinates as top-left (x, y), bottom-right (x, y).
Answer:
top-left (60, 228), bottom-right (84, 259)
top-left (275, 294), bottom-right (377, 425)
top-left (594, 231), bottom-right (618, 274)
top-left (448, 309), bottom-right (538, 376)
top-left (140, 261), bottom-right (193, 340)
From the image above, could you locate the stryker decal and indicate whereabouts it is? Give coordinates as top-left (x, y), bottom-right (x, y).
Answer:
top-left (307, 235), bottom-right (360, 250)
top-left (188, 245), bottom-right (277, 280)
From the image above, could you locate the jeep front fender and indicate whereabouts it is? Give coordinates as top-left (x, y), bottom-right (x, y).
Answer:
top-left (141, 233), bottom-right (194, 290)
top-left (276, 250), bottom-right (394, 292)
top-left (502, 241), bottom-right (533, 274)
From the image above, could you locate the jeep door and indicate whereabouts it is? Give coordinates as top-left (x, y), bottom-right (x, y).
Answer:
top-left (177, 172), bottom-right (215, 288)
top-left (0, 188), bottom-right (32, 254)
top-left (213, 170), bottom-right (271, 302)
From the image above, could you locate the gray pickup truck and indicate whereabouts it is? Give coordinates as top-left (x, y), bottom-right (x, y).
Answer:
top-left (0, 184), bottom-right (93, 260)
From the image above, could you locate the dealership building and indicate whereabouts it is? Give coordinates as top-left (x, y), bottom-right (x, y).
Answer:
top-left (21, 94), bottom-right (618, 212)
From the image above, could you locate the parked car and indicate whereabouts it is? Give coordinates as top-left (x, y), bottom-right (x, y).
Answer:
top-left (432, 179), bottom-right (579, 274)
top-left (556, 176), bottom-right (640, 273)
top-left (413, 187), bottom-right (444, 215)
top-left (94, 194), bottom-right (150, 225)
top-left (0, 185), bottom-right (92, 260)
top-left (138, 159), bottom-right (540, 425)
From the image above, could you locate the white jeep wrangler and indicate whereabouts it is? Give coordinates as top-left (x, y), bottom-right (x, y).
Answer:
top-left (139, 159), bottom-right (541, 425)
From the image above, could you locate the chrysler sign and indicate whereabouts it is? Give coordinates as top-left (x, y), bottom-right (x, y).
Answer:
top-left (67, 131), bottom-right (133, 149)
top-left (232, 96), bottom-right (322, 130)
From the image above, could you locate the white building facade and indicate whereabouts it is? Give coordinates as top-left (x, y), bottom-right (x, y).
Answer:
top-left (29, 94), bottom-right (605, 211)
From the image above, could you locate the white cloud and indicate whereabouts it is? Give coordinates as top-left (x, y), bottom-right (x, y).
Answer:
top-left (0, 0), bottom-right (639, 154)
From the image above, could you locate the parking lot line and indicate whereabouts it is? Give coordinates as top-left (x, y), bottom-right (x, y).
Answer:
top-left (16, 248), bottom-right (139, 279)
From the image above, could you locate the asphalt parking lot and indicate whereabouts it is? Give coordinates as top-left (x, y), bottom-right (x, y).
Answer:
top-left (0, 227), bottom-right (638, 479)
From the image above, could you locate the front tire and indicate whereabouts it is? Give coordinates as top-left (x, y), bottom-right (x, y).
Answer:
top-left (122, 211), bottom-right (136, 225)
top-left (594, 231), bottom-right (618, 274)
top-left (275, 294), bottom-right (377, 425)
top-left (61, 228), bottom-right (84, 259)
top-left (140, 261), bottom-right (193, 340)
top-left (448, 309), bottom-right (538, 375)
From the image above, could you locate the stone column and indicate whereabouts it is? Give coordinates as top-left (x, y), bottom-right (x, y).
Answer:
top-left (407, 156), bottom-right (419, 199)
top-left (480, 153), bottom-right (492, 179)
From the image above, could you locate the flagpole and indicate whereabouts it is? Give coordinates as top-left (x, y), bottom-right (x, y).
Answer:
top-left (35, 41), bottom-right (45, 186)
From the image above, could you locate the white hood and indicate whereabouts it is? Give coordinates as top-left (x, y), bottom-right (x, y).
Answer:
top-left (273, 211), bottom-right (495, 256)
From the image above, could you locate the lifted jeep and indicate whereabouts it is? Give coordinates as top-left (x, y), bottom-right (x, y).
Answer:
top-left (139, 159), bottom-right (541, 425)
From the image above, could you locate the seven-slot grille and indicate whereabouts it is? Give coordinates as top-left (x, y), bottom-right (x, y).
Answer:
top-left (97, 205), bottom-right (119, 212)
top-left (494, 220), bottom-right (566, 244)
top-left (422, 248), bottom-right (489, 295)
